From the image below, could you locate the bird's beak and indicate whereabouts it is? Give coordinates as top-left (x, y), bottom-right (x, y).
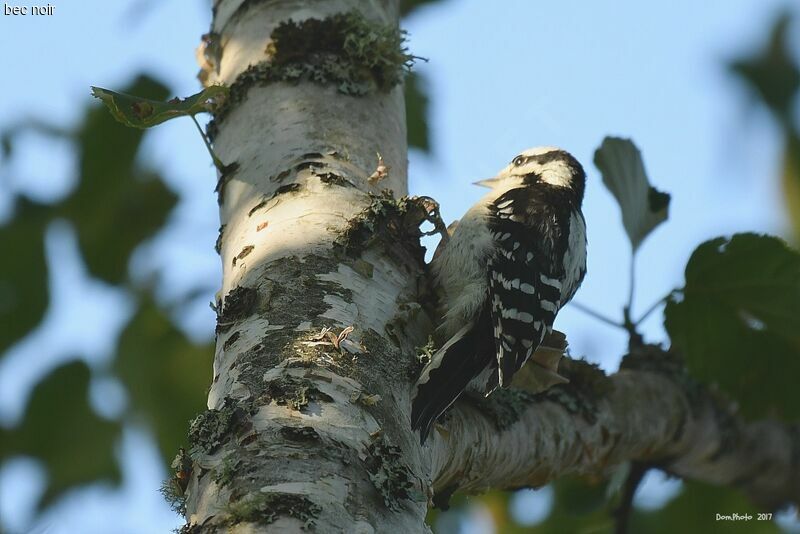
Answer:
top-left (472, 177), bottom-right (498, 188)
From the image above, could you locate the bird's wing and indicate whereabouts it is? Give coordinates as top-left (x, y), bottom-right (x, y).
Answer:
top-left (487, 187), bottom-right (567, 386)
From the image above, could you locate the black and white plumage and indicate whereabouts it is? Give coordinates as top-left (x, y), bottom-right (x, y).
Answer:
top-left (411, 147), bottom-right (587, 444)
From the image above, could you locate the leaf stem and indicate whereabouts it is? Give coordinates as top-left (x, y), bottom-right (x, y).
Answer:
top-left (190, 114), bottom-right (225, 172)
top-left (635, 293), bottom-right (672, 326)
top-left (622, 251), bottom-right (644, 347)
top-left (570, 301), bottom-right (625, 329)
top-left (626, 252), bottom-right (636, 316)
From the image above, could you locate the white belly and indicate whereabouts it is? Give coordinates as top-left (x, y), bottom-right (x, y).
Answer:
top-left (561, 211), bottom-right (586, 303)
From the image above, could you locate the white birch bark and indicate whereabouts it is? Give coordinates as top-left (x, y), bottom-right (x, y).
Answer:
top-left (430, 354), bottom-right (800, 511)
top-left (184, 1), bottom-right (433, 532)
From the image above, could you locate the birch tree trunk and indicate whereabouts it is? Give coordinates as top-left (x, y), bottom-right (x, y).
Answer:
top-left (180, 1), bottom-right (800, 532)
top-left (184, 1), bottom-right (433, 531)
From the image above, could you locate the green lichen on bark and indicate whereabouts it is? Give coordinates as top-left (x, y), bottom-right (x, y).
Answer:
top-left (364, 434), bottom-right (422, 511)
top-left (260, 376), bottom-right (334, 412)
top-left (267, 12), bottom-right (414, 92)
top-left (462, 358), bottom-right (608, 429)
top-left (620, 344), bottom-right (705, 413)
top-left (225, 492), bottom-right (322, 529)
top-left (208, 11), bottom-right (417, 138)
top-left (470, 388), bottom-right (538, 431)
top-left (229, 254), bottom-right (357, 395)
top-left (160, 448), bottom-right (192, 515)
top-left (188, 398), bottom-right (249, 455)
top-left (536, 357), bottom-right (611, 425)
top-left (357, 329), bottom-right (419, 403)
top-left (160, 477), bottom-right (187, 516)
top-left (335, 192), bottom-right (431, 265)
top-left (558, 357), bottom-right (611, 398)
top-left (213, 453), bottom-right (242, 487)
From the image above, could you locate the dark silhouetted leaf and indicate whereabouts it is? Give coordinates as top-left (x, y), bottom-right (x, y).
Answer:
top-left (114, 299), bottom-right (213, 464)
top-left (730, 12), bottom-right (800, 123)
top-left (91, 85), bottom-right (228, 129)
top-left (594, 137), bottom-right (670, 252)
top-left (61, 75), bottom-right (177, 283)
top-left (665, 233), bottom-right (800, 419)
top-left (405, 72), bottom-right (430, 152)
top-left (0, 199), bottom-right (50, 354)
top-left (0, 361), bottom-right (121, 508)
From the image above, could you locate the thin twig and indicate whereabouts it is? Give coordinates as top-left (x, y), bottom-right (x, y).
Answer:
top-left (627, 252), bottom-right (636, 317)
top-left (623, 252), bottom-right (645, 347)
top-left (635, 294), bottom-right (671, 326)
top-left (570, 301), bottom-right (624, 329)
top-left (191, 114), bottom-right (225, 171)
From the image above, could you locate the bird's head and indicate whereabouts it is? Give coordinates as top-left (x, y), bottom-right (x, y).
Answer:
top-left (474, 147), bottom-right (586, 202)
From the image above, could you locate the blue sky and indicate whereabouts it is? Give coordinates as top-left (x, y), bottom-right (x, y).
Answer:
top-left (1, 0), bottom-right (798, 532)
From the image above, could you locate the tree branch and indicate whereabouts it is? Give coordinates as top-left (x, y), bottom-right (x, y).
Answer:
top-left (429, 347), bottom-right (799, 511)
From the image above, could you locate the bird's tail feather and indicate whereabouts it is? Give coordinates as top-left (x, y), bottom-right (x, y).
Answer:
top-left (411, 325), bottom-right (486, 444)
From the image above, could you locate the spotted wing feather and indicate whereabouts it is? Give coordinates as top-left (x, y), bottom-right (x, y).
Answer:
top-left (487, 187), bottom-right (568, 387)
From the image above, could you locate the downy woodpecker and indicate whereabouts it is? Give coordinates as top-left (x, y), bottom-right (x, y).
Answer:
top-left (412, 147), bottom-right (587, 443)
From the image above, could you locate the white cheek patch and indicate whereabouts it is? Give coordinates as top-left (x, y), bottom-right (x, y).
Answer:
top-left (539, 161), bottom-right (573, 188)
top-left (512, 157), bottom-right (573, 188)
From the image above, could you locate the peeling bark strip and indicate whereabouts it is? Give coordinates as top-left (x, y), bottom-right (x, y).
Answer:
top-left (431, 346), bottom-right (800, 511)
top-left (206, 10), bottom-right (416, 140)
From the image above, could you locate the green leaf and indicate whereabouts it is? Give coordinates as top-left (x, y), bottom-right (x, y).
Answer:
top-left (781, 133), bottom-right (800, 244)
top-left (90, 85), bottom-right (228, 129)
top-left (405, 72), bottom-right (430, 152)
top-left (61, 75), bottom-right (178, 283)
top-left (0, 199), bottom-right (50, 354)
top-left (665, 233), bottom-right (800, 419)
top-left (594, 137), bottom-right (670, 251)
top-left (114, 299), bottom-right (213, 464)
top-left (67, 170), bottom-right (177, 284)
top-left (0, 361), bottom-right (121, 508)
top-left (730, 12), bottom-right (800, 123)
top-left (0, 118), bottom-right (72, 168)
top-left (533, 478), bottom-right (612, 534)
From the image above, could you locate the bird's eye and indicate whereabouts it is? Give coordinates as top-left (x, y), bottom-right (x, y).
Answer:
top-left (512, 156), bottom-right (526, 167)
